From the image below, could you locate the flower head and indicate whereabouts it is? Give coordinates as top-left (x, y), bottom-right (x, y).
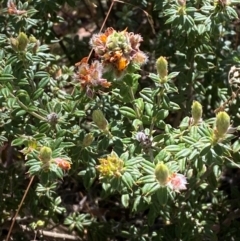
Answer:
top-left (96, 152), bottom-right (124, 178)
top-left (53, 158), bottom-right (71, 171)
top-left (167, 173), bottom-right (187, 192)
top-left (136, 131), bottom-right (147, 142)
top-left (75, 57), bottom-right (111, 95)
top-left (90, 28), bottom-right (147, 78)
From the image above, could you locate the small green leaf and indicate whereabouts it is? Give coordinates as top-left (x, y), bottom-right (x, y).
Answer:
top-left (156, 187), bottom-right (168, 205)
top-left (12, 138), bottom-right (25, 146)
top-left (121, 194), bottom-right (129, 208)
top-left (119, 106), bottom-right (136, 119)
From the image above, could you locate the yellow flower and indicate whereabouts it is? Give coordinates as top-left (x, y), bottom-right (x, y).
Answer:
top-left (96, 152), bottom-right (124, 178)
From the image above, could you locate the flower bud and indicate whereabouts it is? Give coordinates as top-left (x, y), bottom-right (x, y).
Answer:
top-left (155, 162), bottom-right (169, 185)
top-left (29, 35), bottom-right (37, 43)
top-left (191, 101), bottom-right (202, 124)
top-left (82, 133), bottom-right (94, 147)
top-left (177, 0), bottom-right (186, 6)
top-left (156, 56), bottom-right (168, 83)
top-left (215, 111), bottom-right (230, 137)
top-left (17, 32), bottom-right (28, 51)
top-left (47, 112), bottom-right (58, 125)
top-left (39, 146), bottom-right (52, 163)
top-left (10, 37), bottom-right (19, 51)
top-left (92, 110), bottom-right (108, 130)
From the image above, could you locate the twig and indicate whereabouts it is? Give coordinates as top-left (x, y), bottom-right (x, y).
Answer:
top-left (86, 0), bottom-right (115, 62)
top-left (20, 224), bottom-right (82, 240)
top-left (5, 175), bottom-right (35, 241)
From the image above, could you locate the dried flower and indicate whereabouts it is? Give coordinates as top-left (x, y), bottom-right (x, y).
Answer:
top-left (167, 173), bottom-right (187, 192)
top-left (7, 0), bottom-right (27, 15)
top-left (54, 158), bottom-right (71, 171)
top-left (90, 27), bottom-right (147, 78)
top-left (96, 152), bottom-right (124, 178)
top-left (155, 162), bottom-right (170, 185)
top-left (136, 131), bottom-right (152, 151)
top-left (47, 112), bottom-right (58, 125)
top-left (75, 57), bottom-right (111, 92)
top-left (136, 131), bottom-right (147, 142)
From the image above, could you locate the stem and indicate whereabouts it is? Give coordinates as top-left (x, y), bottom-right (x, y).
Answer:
top-left (6, 175), bottom-right (35, 241)
top-left (15, 97), bottom-right (47, 121)
top-left (86, 0), bottom-right (115, 62)
top-left (129, 87), bottom-right (144, 131)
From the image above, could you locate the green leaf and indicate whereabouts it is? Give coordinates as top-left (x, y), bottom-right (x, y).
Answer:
top-left (139, 88), bottom-right (154, 104)
top-left (122, 172), bottom-right (134, 189)
top-left (38, 77), bottom-right (50, 88)
top-left (175, 148), bottom-right (192, 159)
top-left (155, 187), bottom-right (168, 205)
top-left (12, 138), bottom-right (25, 146)
top-left (164, 145), bottom-right (181, 152)
top-left (32, 88), bottom-right (44, 100)
top-left (233, 140), bottom-right (240, 153)
top-left (121, 194), bottom-right (129, 208)
top-left (156, 109), bottom-right (169, 120)
top-left (119, 106), bottom-right (136, 119)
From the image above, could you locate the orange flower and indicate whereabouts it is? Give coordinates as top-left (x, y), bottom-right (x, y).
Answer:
top-left (75, 58), bottom-right (111, 90)
top-left (54, 158), bottom-right (71, 171)
top-left (90, 27), bottom-right (148, 78)
top-left (7, 0), bottom-right (26, 15)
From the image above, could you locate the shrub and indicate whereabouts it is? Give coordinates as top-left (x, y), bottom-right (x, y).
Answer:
top-left (1, 0), bottom-right (240, 240)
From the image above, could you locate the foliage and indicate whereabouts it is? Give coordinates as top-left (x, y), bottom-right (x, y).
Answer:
top-left (1, 0), bottom-right (240, 240)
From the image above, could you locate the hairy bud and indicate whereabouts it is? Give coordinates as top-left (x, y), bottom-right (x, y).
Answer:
top-left (17, 32), bottom-right (28, 51)
top-left (92, 110), bottom-right (108, 130)
top-left (191, 101), bottom-right (202, 124)
top-left (155, 162), bottom-right (169, 185)
top-left (156, 56), bottom-right (168, 83)
top-left (215, 111), bottom-right (230, 138)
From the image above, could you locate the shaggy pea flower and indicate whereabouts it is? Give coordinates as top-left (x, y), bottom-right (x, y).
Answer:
top-left (136, 131), bottom-right (147, 142)
top-left (90, 27), bottom-right (148, 78)
top-left (75, 57), bottom-right (111, 94)
top-left (96, 152), bottom-right (124, 178)
top-left (7, 0), bottom-right (27, 15)
top-left (53, 158), bottom-right (71, 171)
top-left (136, 131), bottom-right (152, 151)
top-left (167, 173), bottom-right (187, 192)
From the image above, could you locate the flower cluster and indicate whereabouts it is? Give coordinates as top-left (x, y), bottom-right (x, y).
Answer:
top-left (75, 57), bottom-right (111, 97)
top-left (155, 162), bottom-right (187, 192)
top-left (90, 27), bottom-right (148, 77)
top-left (96, 152), bottom-right (124, 178)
